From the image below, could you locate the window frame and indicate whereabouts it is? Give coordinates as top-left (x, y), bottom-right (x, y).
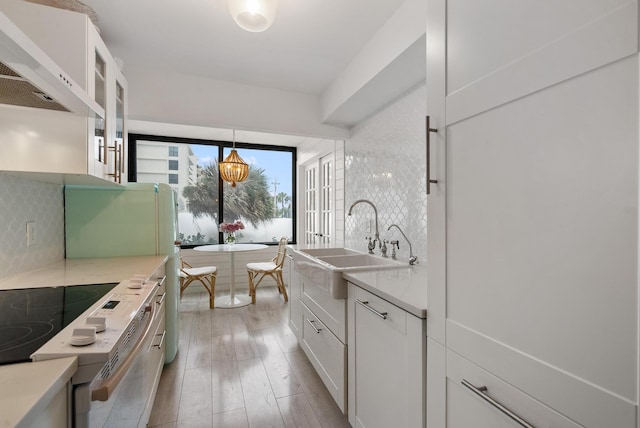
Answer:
top-left (128, 133), bottom-right (297, 248)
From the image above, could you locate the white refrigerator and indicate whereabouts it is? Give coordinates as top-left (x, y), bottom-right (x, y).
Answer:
top-left (64, 183), bottom-right (180, 363)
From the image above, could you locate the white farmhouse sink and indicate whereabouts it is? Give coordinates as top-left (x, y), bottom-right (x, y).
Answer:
top-left (291, 248), bottom-right (406, 299)
top-left (316, 254), bottom-right (405, 269)
top-left (298, 248), bottom-right (361, 257)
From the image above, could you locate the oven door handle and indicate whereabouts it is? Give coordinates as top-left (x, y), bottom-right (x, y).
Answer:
top-left (91, 302), bottom-right (156, 402)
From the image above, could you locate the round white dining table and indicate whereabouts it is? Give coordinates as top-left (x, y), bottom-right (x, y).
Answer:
top-left (194, 243), bottom-right (267, 308)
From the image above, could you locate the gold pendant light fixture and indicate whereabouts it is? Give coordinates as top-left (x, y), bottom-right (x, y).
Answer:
top-left (219, 129), bottom-right (249, 188)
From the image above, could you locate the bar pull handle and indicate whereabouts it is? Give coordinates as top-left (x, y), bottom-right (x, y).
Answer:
top-left (426, 115), bottom-right (438, 195)
top-left (108, 142), bottom-right (121, 183)
top-left (116, 141), bottom-right (122, 183)
top-left (461, 379), bottom-right (535, 428)
top-left (355, 299), bottom-right (388, 320)
top-left (120, 140), bottom-right (125, 176)
top-left (306, 318), bottom-right (321, 334)
top-left (154, 330), bottom-right (166, 349)
top-left (156, 291), bottom-right (166, 306)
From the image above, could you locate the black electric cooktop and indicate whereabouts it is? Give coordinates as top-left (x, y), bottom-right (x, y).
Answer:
top-left (0, 283), bottom-right (117, 365)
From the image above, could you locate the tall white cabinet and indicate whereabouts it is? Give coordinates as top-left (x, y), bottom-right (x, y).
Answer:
top-left (426, 1), bottom-right (639, 427)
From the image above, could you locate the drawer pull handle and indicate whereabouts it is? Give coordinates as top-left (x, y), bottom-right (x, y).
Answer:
top-left (355, 299), bottom-right (388, 320)
top-left (461, 379), bottom-right (535, 428)
top-left (306, 318), bottom-right (321, 334)
top-left (156, 292), bottom-right (166, 306)
top-left (154, 331), bottom-right (166, 349)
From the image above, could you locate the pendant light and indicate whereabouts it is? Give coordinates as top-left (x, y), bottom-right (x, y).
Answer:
top-left (228, 0), bottom-right (277, 32)
top-left (219, 130), bottom-right (249, 187)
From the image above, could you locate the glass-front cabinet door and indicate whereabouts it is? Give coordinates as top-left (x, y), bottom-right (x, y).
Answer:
top-left (93, 50), bottom-right (108, 174)
top-left (109, 79), bottom-right (126, 184)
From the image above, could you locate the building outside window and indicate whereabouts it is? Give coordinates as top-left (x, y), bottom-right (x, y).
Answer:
top-left (129, 134), bottom-right (296, 246)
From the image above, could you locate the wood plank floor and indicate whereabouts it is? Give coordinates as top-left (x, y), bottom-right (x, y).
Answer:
top-left (149, 286), bottom-right (351, 428)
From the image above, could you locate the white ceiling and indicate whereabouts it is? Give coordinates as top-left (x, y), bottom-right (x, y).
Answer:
top-left (81, 0), bottom-right (407, 96)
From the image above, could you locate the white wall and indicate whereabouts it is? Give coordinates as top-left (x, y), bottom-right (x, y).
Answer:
top-left (124, 66), bottom-right (350, 141)
top-left (0, 174), bottom-right (64, 279)
top-left (344, 83), bottom-right (427, 263)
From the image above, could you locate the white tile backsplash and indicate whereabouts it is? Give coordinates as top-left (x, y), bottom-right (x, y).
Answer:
top-left (0, 174), bottom-right (64, 279)
top-left (345, 83), bottom-right (427, 263)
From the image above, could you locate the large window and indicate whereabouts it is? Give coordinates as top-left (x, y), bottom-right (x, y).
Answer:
top-left (128, 134), bottom-right (296, 247)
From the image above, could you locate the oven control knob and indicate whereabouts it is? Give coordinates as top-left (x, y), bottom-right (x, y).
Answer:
top-left (86, 316), bottom-right (107, 333)
top-left (70, 327), bottom-right (97, 346)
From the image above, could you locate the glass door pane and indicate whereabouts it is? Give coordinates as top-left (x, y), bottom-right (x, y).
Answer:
top-left (305, 164), bottom-right (318, 244)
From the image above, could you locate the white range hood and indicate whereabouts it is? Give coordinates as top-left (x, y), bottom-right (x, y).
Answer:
top-left (0, 8), bottom-right (102, 117)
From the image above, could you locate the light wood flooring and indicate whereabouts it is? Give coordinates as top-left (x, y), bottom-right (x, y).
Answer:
top-left (149, 286), bottom-right (351, 428)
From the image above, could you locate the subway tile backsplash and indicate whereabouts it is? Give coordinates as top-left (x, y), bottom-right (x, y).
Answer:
top-left (345, 83), bottom-right (427, 263)
top-left (0, 174), bottom-right (64, 279)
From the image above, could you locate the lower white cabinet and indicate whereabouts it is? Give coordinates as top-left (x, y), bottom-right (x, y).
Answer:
top-left (347, 283), bottom-right (425, 428)
top-left (437, 341), bottom-right (582, 428)
top-left (301, 301), bottom-right (347, 412)
top-left (286, 253), bottom-right (303, 339)
top-left (25, 381), bottom-right (71, 428)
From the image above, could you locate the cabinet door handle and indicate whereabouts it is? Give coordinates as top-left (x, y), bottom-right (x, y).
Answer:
top-left (461, 379), bottom-right (535, 428)
top-left (120, 140), bottom-right (125, 177)
top-left (306, 318), bottom-right (321, 334)
top-left (426, 115), bottom-right (438, 195)
top-left (108, 142), bottom-right (121, 183)
top-left (355, 299), bottom-right (388, 320)
top-left (116, 141), bottom-right (122, 183)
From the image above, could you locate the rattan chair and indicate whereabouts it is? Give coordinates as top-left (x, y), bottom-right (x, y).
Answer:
top-left (246, 237), bottom-right (289, 304)
top-left (179, 254), bottom-right (217, 309)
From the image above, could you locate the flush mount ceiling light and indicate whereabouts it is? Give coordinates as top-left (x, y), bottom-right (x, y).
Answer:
top-left (219, 130), bottom-right (249, 187)
top-left (228, 0), bottom-right (278, 32)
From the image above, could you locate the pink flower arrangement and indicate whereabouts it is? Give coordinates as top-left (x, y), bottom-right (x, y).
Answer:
top-left (219, 220), bottom-right (245, 233)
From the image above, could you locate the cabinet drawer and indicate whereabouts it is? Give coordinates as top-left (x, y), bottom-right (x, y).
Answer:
top-left (300, 272), bottom-right (347, 343)
top-left (447, 320), bottom-right (637, 427)
top-left (301, 302), bottom-right (346, 412)
top-left (353, 286), bottom-right (407, 334)
top-left (447, 350), bottom-right (582, 428)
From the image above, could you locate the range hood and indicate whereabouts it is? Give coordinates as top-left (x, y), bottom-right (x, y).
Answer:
top-left (0, 8), bottom-right (102, 116)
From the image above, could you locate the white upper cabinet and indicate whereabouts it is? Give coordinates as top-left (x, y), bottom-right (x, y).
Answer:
top-left (0, 0), bottom-right (127, 185)
top-left (426, 0), bottom-right (639, 426)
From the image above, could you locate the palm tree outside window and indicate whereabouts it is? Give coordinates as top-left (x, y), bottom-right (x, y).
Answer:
top-left (128, 134), bottom-right (296, 247)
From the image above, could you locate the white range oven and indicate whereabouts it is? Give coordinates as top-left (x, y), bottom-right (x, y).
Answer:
top-left (0, 276), bottom-right (167, 427)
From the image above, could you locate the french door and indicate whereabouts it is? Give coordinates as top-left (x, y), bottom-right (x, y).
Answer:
top-left (304, 154), bottom-right (334, 245)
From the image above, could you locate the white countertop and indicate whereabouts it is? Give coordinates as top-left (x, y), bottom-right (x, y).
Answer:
top-left (0, 356), bottom-right (77, 428)
top-left (343, 264), bottom-right (427, 319)
top-left (0, 255), bottom-right (168, 290)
